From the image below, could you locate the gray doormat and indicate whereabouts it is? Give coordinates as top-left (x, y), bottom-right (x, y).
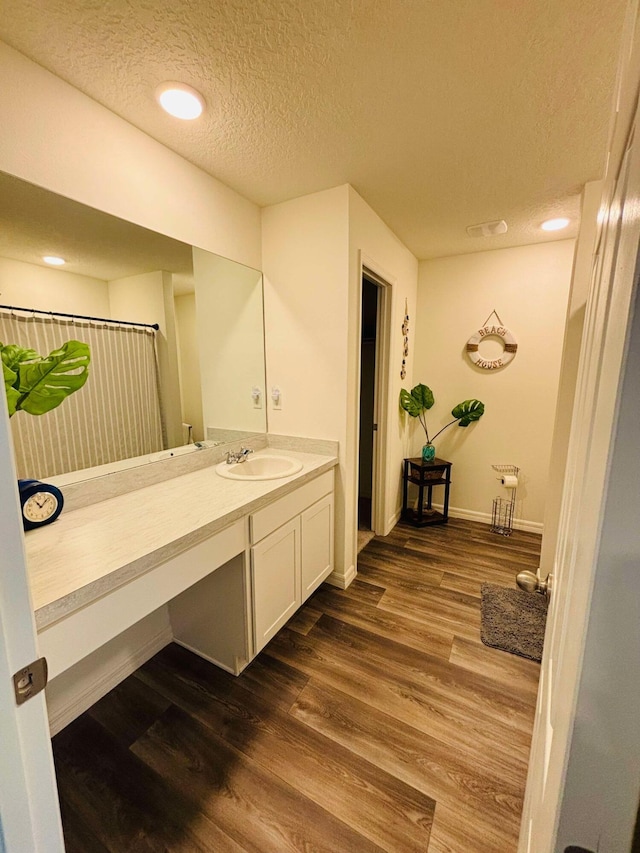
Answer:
top-left (480, 582), bottom-right (548, 662)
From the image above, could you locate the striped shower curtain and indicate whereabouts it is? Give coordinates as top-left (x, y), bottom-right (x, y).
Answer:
top-left (1, 311), bottom-right (165, 479)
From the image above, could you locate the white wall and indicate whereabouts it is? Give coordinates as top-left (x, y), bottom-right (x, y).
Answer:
top-left (262, 184), bottom-right (418, 583)
top-left (414, 240), bottom-right (574, 530)
top-left (0, 42), bottom-right (261, 269)
top-left (262, 186), bottom-right (351, 577)
top-left (174, 293), bottom-right (204, 442)
top-left (0, 256), bottom-right (110, 316)
top-left (348, 187), bottom-right (419, 541)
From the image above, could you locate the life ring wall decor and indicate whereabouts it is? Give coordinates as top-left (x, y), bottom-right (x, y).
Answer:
top-left (466, 310), bottom-right (517, 370)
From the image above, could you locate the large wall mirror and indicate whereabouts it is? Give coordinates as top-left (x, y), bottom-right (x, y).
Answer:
top-left (0, 171), bottom-right (267, 481)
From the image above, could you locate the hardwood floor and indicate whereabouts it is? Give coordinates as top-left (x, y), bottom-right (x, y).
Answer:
top-left (52, 518), bottom-right (541, 852)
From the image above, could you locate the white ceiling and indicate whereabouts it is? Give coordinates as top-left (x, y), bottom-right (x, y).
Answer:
top-left (0, 0), bottom-right (628, 259)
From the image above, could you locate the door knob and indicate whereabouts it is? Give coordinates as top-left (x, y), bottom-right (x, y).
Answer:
top-left (516, 570), bottom-right (552, 595)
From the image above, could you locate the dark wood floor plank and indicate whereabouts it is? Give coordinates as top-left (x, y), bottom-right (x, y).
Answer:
top-left (59, 795), bottom-right (112, 853)
top-left (290, 679), bottom-right (525, 852)
top-left (156, 640), bottom-right (309, 713)
top-left (401, 517), bottom-right (542, 551)
top-left (87, 671), bottom-right (172, 748)
top-left (310, 584), bottom-right (454, 659)
top-left (360, 538), bottom-right (451, 573)
top-left (357, 549), bottom-right (446, 589)
top-left (328, 576), bottom-right (387, 604)
top-left (439, 565), bottom-right (524, 597)
top-left (136, 646), bottom-right (435, 852)
top-left (53, 715), bottom-right (244, 852)
top-left (309, 614), bottom-right (535, 742)
top-left (52, 515), bottom-right (541, 852)
top-left (376, 588), bottom-right (482, 641)
top-left (449, 635), bottom-right (540, 699)
top-left (265, 625), bottom-right (532, 780)
top-left (285, 603), bottom-right (323, 634)
top-left (403, 535), bottom-right (539, 573)
top-left (378, 584), bottom-right (481, 630)
top-left (132, 704), bottom-right (387, 853)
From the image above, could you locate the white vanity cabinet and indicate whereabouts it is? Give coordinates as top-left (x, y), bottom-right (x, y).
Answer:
top-left (301, 493), bottom-right (334, 599)
top-left (250, 470), bottom-right (334, 653)
top-left (251, 517), bottom-right (301, 651)
top-left (34, 454), bottom-right (337, 734)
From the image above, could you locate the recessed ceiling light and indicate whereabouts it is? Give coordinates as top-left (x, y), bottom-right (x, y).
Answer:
top-left (42, 256), bottom-right (65, 266)
top-left (541, 217), bottom-right (570, 232)
top-left (155, 82), bottom-right (205, 120)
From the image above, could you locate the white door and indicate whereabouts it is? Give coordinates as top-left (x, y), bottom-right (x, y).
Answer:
top-left (519, 109), bottom-right (640, 851)
top-left (0, 398), bottom-right (64, 851)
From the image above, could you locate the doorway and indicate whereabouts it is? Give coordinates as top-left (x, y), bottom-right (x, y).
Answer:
top-left (358, 269), bottom-right (389, 549)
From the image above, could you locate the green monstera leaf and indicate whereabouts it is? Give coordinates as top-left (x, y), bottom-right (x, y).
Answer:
top-left (2, 358), bottom-right (20, 416)
top-left (451, 399), bottom-right (485, 427)
top-left (1, 340), bottom-right (91, 417)
top-left (1, 343), bottom-right (40, 374)
top-left (1, 343), bottom-right (40, 417)
top-left (399, 383), bottom-right (434, 417)
top-left (400, 382), bottom-right (485, 444)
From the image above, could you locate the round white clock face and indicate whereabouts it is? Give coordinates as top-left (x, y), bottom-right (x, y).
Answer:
top-left (23, 491), bottom-right (59, 523)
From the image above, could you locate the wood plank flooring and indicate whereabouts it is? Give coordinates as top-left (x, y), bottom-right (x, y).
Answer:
top-left (52, 517), bottom-right (542, 852)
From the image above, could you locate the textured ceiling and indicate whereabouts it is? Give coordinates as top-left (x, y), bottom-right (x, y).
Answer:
top-left (0, 0), bottom-right (628, 258)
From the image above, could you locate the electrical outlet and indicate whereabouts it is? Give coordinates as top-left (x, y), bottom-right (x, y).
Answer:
top-left (251, 386), bottom-right (262, 409)
top-left (271, 386), bottom-right (282, 410)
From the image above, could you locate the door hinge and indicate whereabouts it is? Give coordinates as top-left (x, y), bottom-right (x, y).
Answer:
top-left (373, 424), bottom-right (378, 431)
top-left (13, 657), bottom-right (48, 705)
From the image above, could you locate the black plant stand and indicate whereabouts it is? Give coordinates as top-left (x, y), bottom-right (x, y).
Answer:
top-left (402, 457), bottom-right (452, 527)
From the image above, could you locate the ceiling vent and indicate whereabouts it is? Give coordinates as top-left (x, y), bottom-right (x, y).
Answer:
top-left (466, 220), bottom-right (508, 238)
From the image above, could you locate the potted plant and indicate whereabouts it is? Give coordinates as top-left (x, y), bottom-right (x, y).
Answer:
top-left (399, 383), bottom-right (485, 462)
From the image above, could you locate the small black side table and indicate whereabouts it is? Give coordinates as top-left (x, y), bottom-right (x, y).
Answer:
top-left (402, 457), bottom-right (452, 527)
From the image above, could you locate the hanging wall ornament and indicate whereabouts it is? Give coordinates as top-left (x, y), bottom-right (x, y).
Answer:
top-left (466, 309), bottom-right (517, 370)
top-left (400, 299), bottom-right (409, 379)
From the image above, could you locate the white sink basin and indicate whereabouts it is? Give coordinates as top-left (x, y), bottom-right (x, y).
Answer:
top-left (216, 454), bottom-right (303, 481)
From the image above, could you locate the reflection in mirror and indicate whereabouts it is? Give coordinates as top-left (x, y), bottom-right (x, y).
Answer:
top-left (0, 171), bottom-right (266, 480)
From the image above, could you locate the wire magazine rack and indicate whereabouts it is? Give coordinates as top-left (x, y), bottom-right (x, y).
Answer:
top-left (491, 464), bottom-right (519, 536)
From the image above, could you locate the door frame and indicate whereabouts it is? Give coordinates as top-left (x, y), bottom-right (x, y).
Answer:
top-left (359, 255), bottom-right (393, 536)
top-left (518, 63), bottom-right (640, 852)
top-left (0, 395), bottom-right (64, 851)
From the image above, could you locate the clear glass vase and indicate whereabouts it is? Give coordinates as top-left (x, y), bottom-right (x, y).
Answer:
top-left (421, 442), bottom-right (436, 463)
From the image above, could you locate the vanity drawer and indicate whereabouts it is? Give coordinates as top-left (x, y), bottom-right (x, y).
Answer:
top-left (250, 469), bottom-right (334, 543)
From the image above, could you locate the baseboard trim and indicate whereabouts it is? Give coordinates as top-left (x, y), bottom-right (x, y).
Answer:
top-left (383, 508), bottom-right (402, 536)
top-left (325, 563), bottom-right (357, 589)
top-left (47, 624), bottom-right (172, 736)
top-left (436, 504), bottom-right (543, 534)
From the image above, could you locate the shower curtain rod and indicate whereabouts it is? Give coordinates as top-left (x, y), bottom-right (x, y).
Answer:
top-left (0, 303), bottom-right (159, 331)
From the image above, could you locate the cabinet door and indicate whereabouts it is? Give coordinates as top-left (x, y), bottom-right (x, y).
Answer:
top-left (252, 517), bottom-right (301, 653)
top-left (301, 493), bottom-right (334, 601)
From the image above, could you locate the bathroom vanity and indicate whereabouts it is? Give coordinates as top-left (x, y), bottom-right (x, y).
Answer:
top-left (24, 446), bottom-right (337, 732)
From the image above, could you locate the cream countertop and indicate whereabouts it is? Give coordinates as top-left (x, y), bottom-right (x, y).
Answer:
top-left (26, 448), bottom-right (337, 630)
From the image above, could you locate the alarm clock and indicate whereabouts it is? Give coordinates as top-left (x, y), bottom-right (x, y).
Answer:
top-left (17, 479), bottom-right (64, 531)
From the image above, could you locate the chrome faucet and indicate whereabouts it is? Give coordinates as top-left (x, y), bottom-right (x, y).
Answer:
top-left (225, 447), bottom-right (254, 464)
